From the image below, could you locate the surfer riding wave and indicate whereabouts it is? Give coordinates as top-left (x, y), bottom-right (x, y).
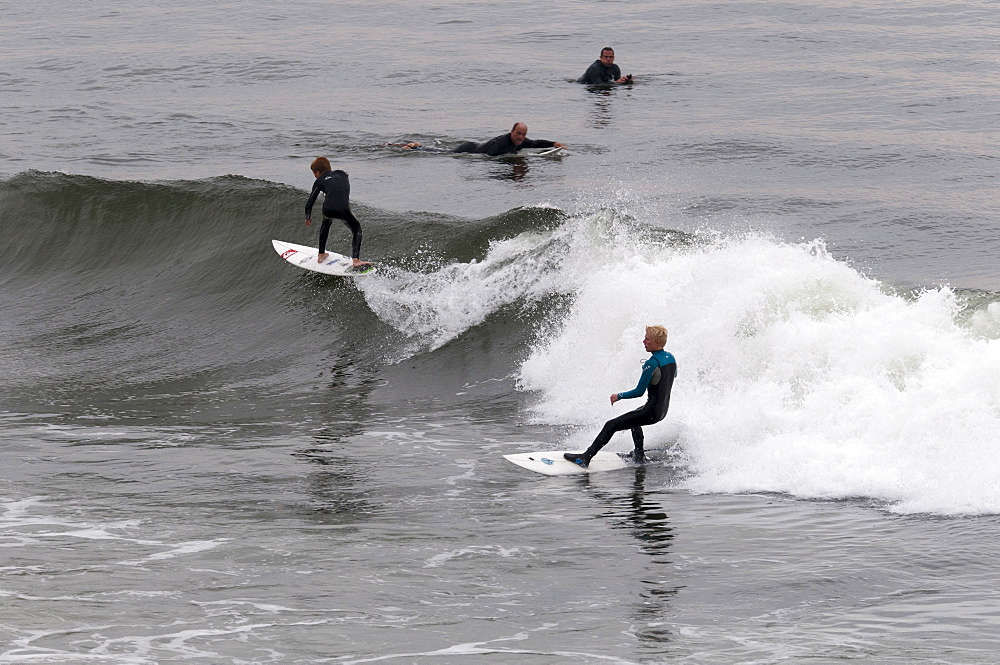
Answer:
top-left (565, 325), bottom-right (676, 467)
top-left (304, 157), bottom-right (371, 269)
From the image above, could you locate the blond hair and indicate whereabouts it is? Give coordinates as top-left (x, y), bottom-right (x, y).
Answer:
top-left (645, 325), bottom-right (668, 348)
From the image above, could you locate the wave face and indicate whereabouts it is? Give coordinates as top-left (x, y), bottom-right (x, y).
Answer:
top-left (4, 171), bottom-right (1000, 515)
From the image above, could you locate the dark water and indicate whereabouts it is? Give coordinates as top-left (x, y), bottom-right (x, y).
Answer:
top-left (2, 1), bottom-right (1000, 663)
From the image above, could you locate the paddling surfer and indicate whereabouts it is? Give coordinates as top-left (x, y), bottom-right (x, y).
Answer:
top-left (564, 326), bottom-right (676, 467)
top-left (304, 157), bottom-right (371, 269)
top-left (401, 123), bottom-right (566, 156)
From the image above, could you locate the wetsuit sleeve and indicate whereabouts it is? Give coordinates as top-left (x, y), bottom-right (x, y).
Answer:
top-left (577, 61), bottom-right (603, 84)
top-left (521, 138), bottom-right (557, 149)
top-left (304, 181), bottom-right (322, 218)
top-left (617, 358), bottom-right (658, 400)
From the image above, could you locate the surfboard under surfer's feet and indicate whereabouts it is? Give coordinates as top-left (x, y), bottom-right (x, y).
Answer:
top-left (349, 260), bottom-right (374, 273)
top-left (618, 450), bottom-right (647, 465)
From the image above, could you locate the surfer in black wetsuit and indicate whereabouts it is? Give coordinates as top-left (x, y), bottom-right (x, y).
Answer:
top-left (577, 47), bottom-right (632, 84)
top-left (402, 123), bottom-right (566, 156)
top-left (304, 157), bottom-right (371, 268)
top-left (564, 326), bottom-right (676, 468)
top-left (453, 122), bottom-right (566, 156)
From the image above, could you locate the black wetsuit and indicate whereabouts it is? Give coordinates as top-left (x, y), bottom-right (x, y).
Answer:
top-left (452, 133), bottom-right (557, 157)
top-left (577, 60), bottom-right (622, 84)
top-left (572, 350), bottom-right (677, 464)
top-left (305, 169), bottom-right (362, 259)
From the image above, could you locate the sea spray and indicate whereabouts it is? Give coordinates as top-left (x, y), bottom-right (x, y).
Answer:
top-left (518, 232), bottom-right (1000, 515)
top-left (357, 207), bottom-right (652, 352)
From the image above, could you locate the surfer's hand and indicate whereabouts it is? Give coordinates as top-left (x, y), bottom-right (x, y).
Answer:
top-left (610, 394), bottom-right (619, 405)
top-left (305, 218), bottom-right (312, 226)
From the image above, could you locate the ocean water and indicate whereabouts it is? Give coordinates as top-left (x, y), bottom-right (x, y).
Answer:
top-left (2, 1), bottom-right (999, 663)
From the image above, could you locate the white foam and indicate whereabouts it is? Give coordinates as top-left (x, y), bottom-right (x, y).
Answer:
top-left (359, 207), bottom-right (1000, 515)
top-left (424, 545), bottom-right (526, 568)
top-left (513, 228), bottom-right (1000, 516)
top-left (359, 209), bottom-right (631, 351)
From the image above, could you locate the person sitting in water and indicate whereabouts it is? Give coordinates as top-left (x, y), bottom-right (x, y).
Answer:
top-left (577, 46), bottom-right (632, 84)
top-left (401, 123), bottom-right (567, 157)
top-left (564, 326), bottom-right (676, 467)
top-left (303, 157), bottom-right (371, 269)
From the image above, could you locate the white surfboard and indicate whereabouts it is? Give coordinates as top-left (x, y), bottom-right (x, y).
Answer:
top-left (524, 146), bottom-right (565, 157)
top-left (503, 450), bottom-right (631, 476)
top-left (272, 239), bottom-right (376, 276)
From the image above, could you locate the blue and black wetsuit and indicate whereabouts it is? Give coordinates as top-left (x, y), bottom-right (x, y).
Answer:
top-left (570, 349), bottom-right (677, 465)
top-left (305, 169), bottom-right (362, 259)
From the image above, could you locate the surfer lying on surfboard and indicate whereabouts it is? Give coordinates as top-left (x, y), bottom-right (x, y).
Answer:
top-left (304, 157), bottom-right (372, 269)
top-left (564, 325), bottom-right (676, 468)
top-left (399, 122), bottom-right (567, 156)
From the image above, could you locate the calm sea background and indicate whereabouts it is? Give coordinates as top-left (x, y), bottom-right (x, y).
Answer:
top-left (2, 1), bottom-right (999, 663)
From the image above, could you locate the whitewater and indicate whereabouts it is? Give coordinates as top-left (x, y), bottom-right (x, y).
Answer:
top-left (3, 0), bottom-right (999, 662)
top-left (355, 207), bottom-right (1000, 516)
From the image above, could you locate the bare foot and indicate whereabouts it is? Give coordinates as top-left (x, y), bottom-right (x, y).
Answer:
top-left (317, 253), bottom-right (329, 263)
top-left (352, 259), bottom-right (372, 268)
